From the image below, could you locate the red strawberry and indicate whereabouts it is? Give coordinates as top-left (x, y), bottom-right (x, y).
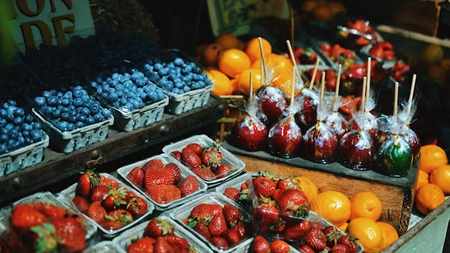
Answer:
top-left (208, 212), bottom-right (227, 237)
top-left (182, 147), bottom-right (202, 168)
top-left (276, 189), bottom-right (309, 220)
top-left (241, 180), bottom-right (250, 190)
top-left (106, 209), bottom-right (134, 227)
top-left (253, 197), bottom-right (279, 231)
top-left (222, 203), bottom-right (242, 228)
top-left (270, 240), bottom-right (291, 253)
top-left (310, 221), bottom-right (324, 231)
top-left (233, 220), bottom-right (251, 239)
top-left (305, 228), bottom-right (327, 251)
top-left (126, 196), bottom-right (148, 217)
top-left (222, 229), bottom-right (240, 246)
top-left (166, 163), bottom-right (181, 185)
top-left (272, 189), bottom-right (284, 203)
top-left (223, 187), bottom-right (241, 202)
top-left (201, 145), bottom-right (223, 169)
top-left (252, 177), bottom-right (276, 197)
top-left (99, 175), bottom-right (118, 189)
top-left (210, 237), bottom-right (229, 250)
top-left (28, 203), bottom-right (67, 219)
top-left (144, 217), bottom-right (175, 238)
top-left (154, 237), bottom-right (175, 253)
top-left (251, 235), bottom-right (270, 253)
top-left (284, 220), bottom-right (310, 240)
top-left (191, 166), bottom-right (216, 181)
top-left (193, 222), bottom-right (211, 240)
top-left (178, 175), bottom-right (199, 197)
top-left (171, 151), bottom-right (182, 162)
top-left (323, 225), bottom-right (342, 247)
top-left (297, 244), bottom-right (315, 253)
top-left (143, 158), bottom-right (164, 173)
top-left (52, 216), bottom-right (86, 252)
top-left (145, 167), bottom-right (175, 189)
top-left (186, 143), bottom-right (203, 156)
top-left (90, 185), bottom-right (109, 202)
top-left (333, 244), bottom-right (351, 253)
top-left (215, 164), bottom-right (233, 179)
top-left (269, 218), bottom-right (286, 233)
top-left (77, 169), bottom-right (99, 198)
top-left (10, 204), bottom-right (46, 229)
top-left (127, 166), bottom-right (144, 188)
top-left (189, 203), bottom-right (223, 224)
top-left (163, 235), bottom-right (189, 251)
top-left (339, 234), bottom-right (359, 253)
top-left (101, 219), bottom-right (124, 230)
top-left (102, 188), bottom-right (128, 212)
top-left (276, 176), bottom-right (300, 191)
top-left (127, 238), bottom-right (154, 253)
top-left (87, 201), bottom-right (107, 224)
top-left (72, 196), bottom-right (89, 213)
top-left (147, 185), bottom-right (181, 204)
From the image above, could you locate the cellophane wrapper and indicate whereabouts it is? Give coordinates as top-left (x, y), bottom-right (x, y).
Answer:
top-left (267, 109), bottom-right (302, 158)
top-left (377, 134), bottom-right (413, 177)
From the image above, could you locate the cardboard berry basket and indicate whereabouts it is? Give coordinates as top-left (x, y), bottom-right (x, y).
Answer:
top-left (112, 215), bottom-right (213, 253)
top-left (117, 153), bottom-right (208, 211)
top-left (168, 193), bottom-right (253, 253)
top-left (162, 134), bottom-right (246, 187)
top-left (0, 191), bottom-right (98, 250)
top-left (83, 241), bottom-right (125, 253)
top-left (57, 173), bottom-right (154, 238)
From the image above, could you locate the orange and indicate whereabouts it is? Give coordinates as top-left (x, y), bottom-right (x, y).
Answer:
top-left (205, 69), bottom-right (232, 96)
top-left (294, 176), bottom-right (319, 206)
top-left (272, 66), bottom-right (295, 97)
top-left (416, 169), bottom-right (430, 190)
top-left (301, 0), bottom-right (318, 13)
top-left (218, 49), bottom-right (251, 78)
top-left (201, 43), bottom-right (223, 67)
top-left (216, 32), bottom-right (243, 50)
top-left (312, 191), bottom-right (351, 227)
top-left (418, 144), bottom-right (448, 173)
top-left (339, 222), bottom-right (349, 232)
top-left (415, 183), bottom-right (445, 215)
top-left (420, 44), bottom-right (444, 67)
top-left (328, 1), bottom-right (346, 14)
top-left (427, 66), bottom-right (447, 82)
top-left (440, 58), bottom-right (450, 71)
top-left (230, 78), bottom-right (240, 94)
top-left (245, 37), bottom-right (272, 63)
top-left (347, 218), bottom-right (384, 253)
top-left (349, 192), bottom-right (382, 221)
top-left (270, 54), bottom-right (294, 70)
top-left (312, 5), bottom-right (334, 23)
top-left (376, 221), bottom-right (399, 250)
top-left (236, 68), bottom-right (263, 95)
top-left (430, 164), bottom-right (450, 194)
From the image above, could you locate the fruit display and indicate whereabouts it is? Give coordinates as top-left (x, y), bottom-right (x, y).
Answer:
top-left (294, 88), bottom-right (320, 133)
top-left (216, 172), bottom-right (253, 211)
top-left (306, 68), bottom-right (338, 91)
top-left (339, 121), bottom-right (375, 171)
top-left (60, 172), bottom-right (153, 236)
top-left (293, 47), bottom-right (320, 65)
top-left (248, 235), bottom-right (299, 253)
top-left (256, 86), bottom-right (289, 127)
top-left (117, 154), bottom-right (207, 210)
top-left (319, 43), bottom-right (357, 70)
top-left (267, 113), bottom-right (303, 158)
top-left (367, 42), bottom-right (395, 61)
top-left (170, 193), bottom-right (253, 251)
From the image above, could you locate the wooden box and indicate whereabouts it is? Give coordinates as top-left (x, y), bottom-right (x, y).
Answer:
top-left (221, 141), bottom-right (418, 236)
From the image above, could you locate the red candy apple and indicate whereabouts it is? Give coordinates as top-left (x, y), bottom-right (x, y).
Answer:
top-left (267, 115), bottom-right (302, 158)
top-left (257, 86), bottom-right (288, 127)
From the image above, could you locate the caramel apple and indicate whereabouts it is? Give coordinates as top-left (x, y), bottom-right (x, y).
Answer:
top-left (294, 90), bottom-right (319, 133)
top-left (377, 134), bottom-right (413, 177)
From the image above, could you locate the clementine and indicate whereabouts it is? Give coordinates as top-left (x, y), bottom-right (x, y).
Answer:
top-left (245, 37), bottom-right (272, 63)
top-left (216, 32), bottom-right (243, 50)
top-left (430, 164), bottom-right (450, 195)
top-left (349, 192), bottom-right (382, 221)
top-left (272, 66), bottom-right (295, 97)
top-left (294, 176), bottom-right (319, 206)
top-left (376, 221), bottom-right (399, 250)
top-left (415, 183), bottom-right (445, 215)
top-left (312, 5), bottom-right (334, 23)
top-left (206, 69), bottom-right (232, 96)
top-left (312, 191), bottom-right (351, 227)
top-left (338, 222), bottom-right (349, 232)
top-left (301, 0), bottom-right (318, 13)
top-left (416, 169), bottom-right (429, 190)
top-left (201, 43), bottom-right (223, 67)
top-left (217, 49), bottom-right (251, 78)
top-left (347, 218), bottom-right (384, 253)
top-left (236, 68), bottom-right (262, 95)
top-left (418, 144), bottom-right (448, 173)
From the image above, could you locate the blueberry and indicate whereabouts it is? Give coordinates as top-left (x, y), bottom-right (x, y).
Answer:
top-left (69, 105), bottom-right (76, 112)
top-left (183, 86), bottom-right (191, 93)
top-left (94, 113), bottom-right (105, 122)
top-left (159, 68), bottom-right (169, 76)
top-left (174, 58), bottom-right (184, 66)
top-left (31, 129), bottom-right (43, 141)
top-left (86, 117), bottom-right (95, 125)
top-left (76, 121), bottom-right (85, 128)
top-left (112, 73), bottom-right (120, 80)
top-left (14, 117), bottom-right (23, 125)
top-left (58, 121), bottom-right (68, 131)
top-left (108, 92), bottom-right (119, 102)
top-left (8, 139), bottom-right (17, 149)
top-left (139, 91), bottom-right (147, 100)
top-left (24, 114), bottom-right (34, 123)
top-left (18, 135), bottom-right (25, 145)
top-left (172, 88), bottom-right (183, 95)
top-left (136, 78), bottom-right (146, 87)
top-left (0, 134), bottom-right (8, 142)
top-left (174, 79), bottom-right (183, 88)
top-left (73, 90), bottom-right (84, 98)
top-left (80, 107), bottom-right (91, 115)
top-left (95, 76), bottom-right (102, 83)
top-left (63, 91), bottom-right (73, 99)
top-left (198, 81), bottom-right (206, 88)
top-left (22, 130), bottom-right (30, 137)
top-left (77, 114), bottom-right (87, 122)
top-left (42, 90), bottom-right (52, 99)
top-left (0, 109), bottom-right (7, 118)
top-left (33, 122), bottom-right (42, 130)
top-left (0, 144), bottom-right (6, 154)
top-left (73, 98), bottom-right (83, 107)
top-left (67, 123), bottom-right (75, 131)
top-left (7, 100), bottom-right (17, 106)
top-left (73, 86), bottom-right (84, 91)
top-left (81, 95), bottom-right (90, 102)
top-left (47, 96), bottom-right (57, 106)
top-left (154, 63), bottom-right (163, 70)
top-left (6, 106), bottom-right (15, 115)
top-left (182, 65), bottom-right (193, 75)
top-left (0, 118), bottom-right (6, 127)
top-left (101, 108), bottom-right (112, 117)
top-left (52, 108), bottom-right (62, 118)
top-left (124, 73), bottom-right (131, 80)
top-left (69, 115), bottom-right (78, 123)
top-left (89, 104), bottom-right (100, 114)
top-left (61, 112), bottom-right (70, 121)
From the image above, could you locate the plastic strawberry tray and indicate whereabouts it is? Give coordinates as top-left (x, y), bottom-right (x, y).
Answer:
top-left (241, 236), bottom-right (301, 253)
top-left (0, 131), bottom-right (49, 178)
top-left (168, 192), bottom-right (253, 253)
top-left (162, 134), bottom-right (246, 187)
top-left (117, 153), bottom-right (208, 211)
top-left (57, 173), bottom-right (154, 238)
top-left (215, 172), bottom-right (255, 212)
top-left (83, 241), bottom-right (125, 253)
top-left (112, 215), bottom-right (213, 253)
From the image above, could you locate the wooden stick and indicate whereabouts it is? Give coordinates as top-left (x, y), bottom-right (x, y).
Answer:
top-left (367, 57), bottom-right (371, 98)
top-left (249, 72), bottom-right (253, 105)
top-left (309, 58), bottom-right (320, 89)
top-left (394, 82), bottom-right (398, 124)
top-left (290, 65), bottom-right (296, 108)
top-left (334, 64), bottom-right (342, 102)
top-left (258, 37), bottom-right (268, 85)
top-left (361, 77), bottom-right (367, 113)
top-left (286, 40), bottom-right (302, 82)
top-left (407, 74), bottom-right (417, 115)
top-left (260, 56), bottom-right (265, 87)
top-left (320, 71), bottom-right (325, 111)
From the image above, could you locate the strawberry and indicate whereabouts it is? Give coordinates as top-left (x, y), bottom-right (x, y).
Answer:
top-left (241, 180), bottom-right (250, 190)
top-left (90, 185), bottom-right (109, 202)
top-left (223, 187), bottom-right (241, 202)
top-left (166, 163), bottom-right (181, 185)
top-left (126, 196), bottom-right (148, 217)
top-left (276, 189), bottom-right (309, 220)
top-left (154, 237), bottom-right (175, 253)
top-left (145, 167), bottom-right (175, 189)
top-left (102, 187), bottom-right (129, 212)
top-left (178, 175), bottom-right (199, 197)
top-left (253, 196), bottom-right (279, 227)
top-left (127, 166), bottom-right (144, 188)
top-left (163, 235), bottom-right (189, 251)
top-left (305, 228), bottom-right (327, 251)
top-left (208, 212), bottom-right (227, 237)
top-left (297, 244), bottom-right (315, 253)
top-left (215, 164), bottom-right (233, 179)
top-left (222, 229), bottom-right (240, 246)
top-left (77, 169), bottom-right (99, 198)
top-left (72, 196), bottom-right (89, 213)
top-left (144, 217), bottom-right (175, 238)
top-left (193, 222), bottom-right (211, 240)
top-left (191, 166), bottom-right (215, 181)
top-left (323, 225), bottom-right (342, 247)
top-left (170, 151), bottom-right (182, 162)
top-left (252, 177), bottom-right (276, 197)
top-left (276, 176), bottom-right (300, 191)
top-left (339, 234), bottom-right (359, 253)
top-left (52, 216), bottom-right (86, 252)
top-left (181, 147), bottom-right (202, 168)
top-left (251, 235), bottom-right (270, 253)
top-left (269, 218), bottom-right (286, 233)
top-left (222, 203), bottom-right (242, 228)
top-left (201, 144), bottom-right (223, 169)
top-left (147, 185), bottom-right (181, 204)
top-left (210, 237), bottom-right (229, 250)
top-left (99, 175), bottom-right (118, 189)
top-left (233, 220), bottom-right (251, 239)
top-left (11, 204), bottom-right (46, 229)
top-left (87, 201), bottom-right (107, 224)
top-left (284, 220), bottom-right (310, 240)
top-left (188, 203), bottom-right (222, 225)
top-left (29, 223), bottom-right (58, 253)
top-left (143, 158), bottom-right (164, 173)
top-left (272, 189), bottom-right (284, 203)
top-left (333, 244), bottom-right (351, 253)
top-left (106, 209), bottom-right (134, 227)
top-left (127, 238), bottom-right (154, 253)
top-left (28, 203), bottom-right (67, 219)
top-left (186, 143), bottom-right (203, 156)
top-left (270, 240), bottom-right (291, 253)
top-left (101, 219), bottom-right (124, 230)
top-left (310, 221), bottom-right (324, 231)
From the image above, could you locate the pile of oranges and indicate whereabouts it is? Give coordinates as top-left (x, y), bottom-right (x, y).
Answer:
top-left (196, 33), bottom-right (295, 97)
top-left (415, 144), bottom-right (449, 216)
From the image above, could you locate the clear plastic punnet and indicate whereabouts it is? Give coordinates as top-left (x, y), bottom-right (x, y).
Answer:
top-left (215, 172), bottom-right (256, 212)
top-left (83, 241), bottom-right (125, 253)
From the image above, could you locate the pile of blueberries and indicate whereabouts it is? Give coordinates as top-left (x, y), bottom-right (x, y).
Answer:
top-left (0, 100), bottom-right (45, 155)
top-left (33, 86), bottom-right (112, 132)
top-left (143, 55), bottom-right (213, 95)
top-left (91, 66), bottom-right (165, 113)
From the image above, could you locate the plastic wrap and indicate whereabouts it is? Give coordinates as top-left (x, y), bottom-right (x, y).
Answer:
top-left (294, 88), bottom-right (320, 133)
top-left (377, 134), bottom-right (413, 178)
top-left (398, 100), bottom-right (420, 163)
top-left (351, 89), bottom-right (379, 141)
top-left (324, 96), bottom-right (349, 141)
top-left (256, 86), bottom-right (289, 127)
top-left (267, 113), bottom-right (302, 158)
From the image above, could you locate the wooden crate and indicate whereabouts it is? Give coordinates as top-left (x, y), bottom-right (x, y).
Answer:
top-left (221, 141), bottom-right (418, 236)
